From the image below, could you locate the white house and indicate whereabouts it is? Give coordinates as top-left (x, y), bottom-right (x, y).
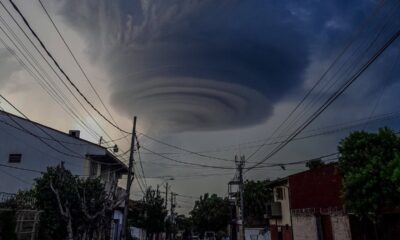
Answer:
top-left (267, 178), bottom-right (293, 240)
top-left (0, 110), bottom-right (128, 193)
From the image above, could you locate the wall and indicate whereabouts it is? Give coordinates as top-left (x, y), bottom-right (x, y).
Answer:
top-left (268, 181), bottom-right (293, 240)
top-left (292, 215), bottom-right (318, 240)
top-left (272, 183), bottom-right (291, 227)
top-left (292, 214), bottom-right (352, 240)
top-left (0, 112), bottom-right (105, 193)
top-left (331, 215), bottom-right (351, 240)
top-left (288, 165), bottom-right (343, 210)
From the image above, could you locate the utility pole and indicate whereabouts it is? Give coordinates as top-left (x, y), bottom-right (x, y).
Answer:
top-left (165, 182), bottom-right (169, 209)
top-left (170, 192), bottom-right (177, 240)
top-left (236, 155), bottom-right (245, 240)
top-left (121, 116), bottom-right (137, 240)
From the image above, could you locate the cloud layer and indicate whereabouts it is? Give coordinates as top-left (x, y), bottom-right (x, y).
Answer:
top-left (56, 0), bottom-right (310, 132)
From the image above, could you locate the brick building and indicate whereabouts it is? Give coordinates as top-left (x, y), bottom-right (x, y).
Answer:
top-left (267, 164), bottom-right (352, 240)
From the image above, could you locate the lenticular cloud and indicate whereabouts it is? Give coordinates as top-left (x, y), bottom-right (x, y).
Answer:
top-left (112, 78), bottom-right (271, 131)
top-left (57, 0), bottom-right (309, 132)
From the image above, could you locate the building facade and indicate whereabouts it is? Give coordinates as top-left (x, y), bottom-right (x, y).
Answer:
top-left (267, 164), bottom-right (352, 240)
top-left (0, 110), bottom-right (127, 193)
top-left (267, 178), bottom-right (293, 240)
top-left (289, 164), bottom-right (351, 240)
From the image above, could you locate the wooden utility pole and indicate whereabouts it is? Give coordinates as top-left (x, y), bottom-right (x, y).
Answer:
top-left (165, 182), bottom-right (170, 240)
top-left (165, 182), bottom-right (169, 209)
top-left (236, 155), bottom-right (245, 240)
top-left (121, 116), bottom-right (137, 240)
top-left (170, 192), bottom-right (177, 240)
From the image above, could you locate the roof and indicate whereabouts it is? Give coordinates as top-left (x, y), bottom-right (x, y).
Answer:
top-left (265, 177), bottom-right (288, 188)
top-left (0, 109), bottom-right (104, 148)
top-left (87, 152), bottom-right (128, 173)
top-left (0, 110), bottom-right (127, 170)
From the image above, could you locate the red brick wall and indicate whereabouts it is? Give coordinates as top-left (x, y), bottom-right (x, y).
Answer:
top-left (288, 164), bottom-right (343, 210)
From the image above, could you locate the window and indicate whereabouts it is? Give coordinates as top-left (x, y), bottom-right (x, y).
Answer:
top-left (9, 154), bottom-right (22, 163)
top-left (90, 162), bottom-right (99, 177)
top-left (276, 187), bottom-right (285, 200)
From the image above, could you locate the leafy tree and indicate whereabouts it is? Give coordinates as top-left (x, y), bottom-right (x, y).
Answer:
top-left (143, 188), bottom-right (167, 239)
top-left (128, 187), bottom-right (167, 240)
top-left (32, 164), bottom-right (124, 240)
top-left (338, 128), bottom-right (400, 237)
top-left (306, 158), bottom-right (325, 170)
top-left (190, 193), bottom-right (231, 236)
top-left (175, 214), bottom-right (191, 232)
top-left (243, 180), bottom-right (272, 225)
top-left (175, 214), bottom-right (192, 237)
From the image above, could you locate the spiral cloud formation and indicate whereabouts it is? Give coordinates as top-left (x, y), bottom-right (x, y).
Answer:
top-left (57, 0), bottom-right (310, 132)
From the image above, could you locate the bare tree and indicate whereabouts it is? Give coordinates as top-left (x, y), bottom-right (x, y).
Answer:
top-left (48, 164), bottom-right (126, 240)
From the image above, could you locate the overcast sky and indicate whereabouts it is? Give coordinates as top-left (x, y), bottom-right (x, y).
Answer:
top-left (1, 0), bottom-right (400, 214)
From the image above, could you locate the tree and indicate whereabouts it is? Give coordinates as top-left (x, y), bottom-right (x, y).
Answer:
top-left (190, 193), bottom-right (231, 236)
top-left (143, 188), bottom-right (167, 239)
top-left (306, 158), bottom-right (325, 170)
top-left (175, 214), bottom-right (192, 236)
top-left (243, 180), bottom-right (272, 225)
top-left (338, 128), bottom-right (400, 238)
top-left (128, 187), bottom-right (167, 240)
top-left (33, 164), bottom-right (125, 240)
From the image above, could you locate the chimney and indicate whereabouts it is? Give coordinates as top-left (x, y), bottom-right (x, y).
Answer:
top-left (69, 130), bottom-right (80, 138)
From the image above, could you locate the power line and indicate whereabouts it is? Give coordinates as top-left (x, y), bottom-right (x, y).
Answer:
top-left (0, 168), bottom-right (32, 185)
top-left (0, 17), bottom-right (102, 140)
top-left (141, 146), bottom-right (236, 170)
top-left (0, 1), bottom-right (119, 144)
top-left (245, 0), bottom-right (390, 161)
top-left (37, 0), bottom-right (132, 149)
top-left (6, 0), bottom-right (131, 134)
top-left (247, 30), bottom-right (400, 171)
top-left (0, 103), bottom-right (127, 167)
top-left (139, 109), bottom-right (400, 159)
top-left (276, 2), bottom-right (400, 141)
top-left (138, 132), bottom-right (233, 162)
top-left (0, 163), bottom-right (43, 173)
top-left (136, 137), bottom-right (147, 189)
top-left (37, 0), bottom-right (121, 130)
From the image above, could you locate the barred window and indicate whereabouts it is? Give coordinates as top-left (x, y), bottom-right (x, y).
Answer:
top-left (276, 187), bottom-right (285, 200)
top-left (90, 161), bottom-right (98, 177)
top-left (9, 154), bottom-right (22, 163)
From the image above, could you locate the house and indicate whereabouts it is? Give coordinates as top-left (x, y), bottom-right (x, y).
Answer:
top-left (0, 110), bottom-right (128, 239)
top-left (266, 178), bottom-right (293, 240)
top-left (289, 164), bottom-right (351, 240)
top-left (0, 110), bottom-right (127, 193)
top-left (267, 164), bottom-right (352, 240)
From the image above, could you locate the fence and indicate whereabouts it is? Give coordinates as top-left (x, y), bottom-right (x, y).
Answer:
top-left (0, 192), bottom-right (40, 240)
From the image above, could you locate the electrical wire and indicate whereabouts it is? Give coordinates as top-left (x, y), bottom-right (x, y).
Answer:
top-left (136, 137), bottom-right (148, 189)
top-left (138, 132), bottom-right (233, 162)
top-left (140, 146), bottom-right (236, 169)
top-left (0, 1), bottom-right (119, 145)
top-left (37, 0), bottom-right (122, 130)
top-left (245, 0), bottom-right (390, 161)
top-left (247, 30), bottom-right (400, 171)
top-left (7, 0), bottom-right (131, 134)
